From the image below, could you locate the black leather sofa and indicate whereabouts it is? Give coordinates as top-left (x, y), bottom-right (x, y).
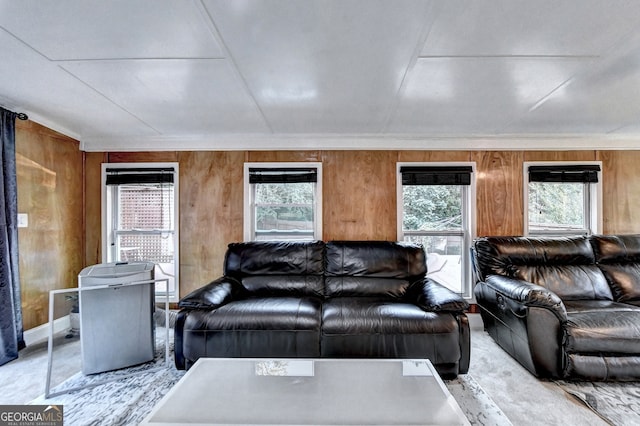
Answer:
top-left (473, 234), bottom-right (640, 381)
top-left (175, 240), bottom-right (470, 378)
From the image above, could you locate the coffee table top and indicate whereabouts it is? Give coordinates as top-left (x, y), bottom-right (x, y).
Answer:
top-left (142, 358), bottom-right (470, 425)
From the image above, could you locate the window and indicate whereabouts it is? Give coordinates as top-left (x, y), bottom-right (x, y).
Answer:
top-left (525, 162), bottom-right (602, 236)
top-left (244, 163), bottom-right (322, 241)
top-left (102, 163), bottom-right (179, 302)
top-left (398, 163), bottom-right (476, 298)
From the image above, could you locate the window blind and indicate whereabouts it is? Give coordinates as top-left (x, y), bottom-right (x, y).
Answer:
top-left (105, 167), bottom-right (175, 185)
top-left (528, 165), bottom-right (600, 183)
top-left (400, 166), bottom-right (472, 185)
top-left (249, 167), bottom-right (317, 184)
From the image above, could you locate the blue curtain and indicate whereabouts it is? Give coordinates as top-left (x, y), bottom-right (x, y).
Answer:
top-left (0, 107), bottom-right (25, 366)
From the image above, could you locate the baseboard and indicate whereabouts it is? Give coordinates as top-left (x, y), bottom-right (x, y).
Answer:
top-left (24, 315), bottom-right (71, 346)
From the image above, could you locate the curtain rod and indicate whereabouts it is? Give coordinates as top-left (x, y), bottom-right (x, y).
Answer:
top-left (0, 106), bottom-right (28, 120)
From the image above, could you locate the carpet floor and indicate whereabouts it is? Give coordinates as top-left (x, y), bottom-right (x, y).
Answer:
top-left (28, 319), bottom-right (510, 425)
top-left (32, 351), bottom-right (508, 426)
top-left (554, 380), bottom-right (640, 426)
top-left (445, 374), bottom-right (512, 425)
top-left (4, 314), bottom-right (637, 425)
top-left (468, 329), bottom-right (609, 426)
top-left (31, 361), bottom-right (184, 425)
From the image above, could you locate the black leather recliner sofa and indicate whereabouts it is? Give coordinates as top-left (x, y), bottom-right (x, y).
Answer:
top-left (473, 234), bottom-right (640, 381)
top-left (175, 240), bottom-right (470, 378)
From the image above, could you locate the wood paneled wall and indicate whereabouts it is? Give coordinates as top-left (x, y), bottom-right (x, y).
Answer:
top-left (84, 152), bottom-right (106, 267)
top-left (473, 151), bottom-right (524, 236)
top-left (322, 151), bottom-right (398, 240)
top-left (15, 121), bottom-right (83, 330)
top-left (86, 148), bottom-right (640, 298)
top-left (15, 123), bottom-right (640, 329)
top-left (178, 151), bottom-right (245, 288)
top-left (598, 150), bottom-right (640, 233)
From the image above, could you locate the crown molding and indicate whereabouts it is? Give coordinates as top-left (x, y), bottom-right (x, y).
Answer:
top-left (79, 133), bottom-right (640, 152)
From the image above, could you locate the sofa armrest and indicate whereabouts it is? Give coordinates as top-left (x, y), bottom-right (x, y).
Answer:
top-left (178, 276), bottom-right (243, 309)
top-left (484, 275), bottom-right (567, 319)
top-left (413, 278), bottom-right (469, 312)
top-left (477, 275), bottom-right (567, 378)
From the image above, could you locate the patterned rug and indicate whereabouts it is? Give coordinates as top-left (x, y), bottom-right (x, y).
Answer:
top-left (31, 356), bottom-right (508, 426)
top-left (445, 375), bottom-right (512, 426)
top-left (30, 339), bottom-right (185, 426)
top-left (31, 316), bottom-right (508, 426)
top-left (555, 381), bottom-right (640, 426)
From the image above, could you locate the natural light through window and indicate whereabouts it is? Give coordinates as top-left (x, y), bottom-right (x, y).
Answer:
top-left (525, 162), bottom-right (601, 236)
top-left (102, 163), bottom-right (179, 302)
top-left (398, 163), bottom-right (475, 298)
top-left (244, 163), bottom-right (322, 241)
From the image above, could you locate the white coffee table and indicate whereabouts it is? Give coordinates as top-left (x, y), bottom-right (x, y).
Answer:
top-left (141, 358), bottom-right (470, 425)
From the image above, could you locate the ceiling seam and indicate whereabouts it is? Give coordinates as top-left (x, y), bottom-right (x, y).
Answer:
top-left (416, 55), bottom-right (600, 59)
top-left (498, 50), bottom-right (606, 135)
top-left (0, 25), bottom-right (56, 61)
top-left (57, 65), bottom-right (161, 136)
top-left (50, 57), bottom-right (228, 63)
top-left (195, 0), bottom-right (275, 134)
top-left (381, 1), bottom-right (445, 135)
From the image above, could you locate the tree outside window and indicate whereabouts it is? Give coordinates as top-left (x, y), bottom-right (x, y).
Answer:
top-left (244, 163), bottom-right (322, 241)
top-left (399, 164), bottom-right (475, 298)
top-left (525, 163), bottom-right (601, 236)
top-left (254, 182), bottom-right (315, 239)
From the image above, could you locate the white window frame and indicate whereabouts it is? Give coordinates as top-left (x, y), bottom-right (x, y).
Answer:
top-left (524, 161), bottom-right (602, 236)
top-left (101, 162), bottom-right (180, 302)
top-left (397, 162), bottom-right (477, 299)
top-left (243, 162), bottom-right (323, 241)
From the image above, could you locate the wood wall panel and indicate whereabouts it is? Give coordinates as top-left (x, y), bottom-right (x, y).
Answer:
top-left (84, 152), bottom-right (106, 266)
top-left (397, 150), bottom-right (471, 162)
top-left (178, 151), bottom-right (245, 295)
top-left (597, 150), bottom-right (640, 234)
top-left (106, 151), bottom-right (178, 163)
top-left (524, 151), bottom-right (597, 162)
top-left (322, 151), bottom-right (398, 240)
top-left (247, 151), bottom-right (322, 162)
top-left (474, 150), bottom-right (524, 236)
top-left (15, 121), bottom-right (83, 330)
top-left (15, 128), bottom-right (640, 329)
top-left (84, 151), bottom-right (177, 266)
top-left (83, 147), bottom-right (640, 299)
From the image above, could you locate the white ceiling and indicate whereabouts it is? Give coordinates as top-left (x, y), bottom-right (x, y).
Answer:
top-left (2, 0), bottom-right (640, 151)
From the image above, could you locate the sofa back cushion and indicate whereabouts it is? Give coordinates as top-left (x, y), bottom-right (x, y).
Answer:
top-left (324, 241), bottom-right (426, 298)
top-left (473, 236), bottom-right (612, 301)
top-left (224, 240), bottom-right (325, 297)
top-left (590, 234), bottom-right (640, 302)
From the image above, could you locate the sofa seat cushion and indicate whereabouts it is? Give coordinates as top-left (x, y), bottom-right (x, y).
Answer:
top-left (564, 300), bottom-right (640, 354)
top-left (322, 297), bottom-right (457, 335)
top-left (186, 297), bottom-right (322, 331)
top-left (321, 297), bottom-right (463, 366)
top-left (179, 297), bottom-right (322, 362)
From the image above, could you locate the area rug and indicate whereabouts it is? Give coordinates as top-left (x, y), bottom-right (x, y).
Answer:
top-left (554, 380), bottom-right (640, 426)
top-left (30, 320), bottom-right (508, 426)
top-left (445, 375), bottom-right (512, 425)
top-left (31, 363), bottom-right (507, 426)
top-left (30, 338), bottom-right (185, 426)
